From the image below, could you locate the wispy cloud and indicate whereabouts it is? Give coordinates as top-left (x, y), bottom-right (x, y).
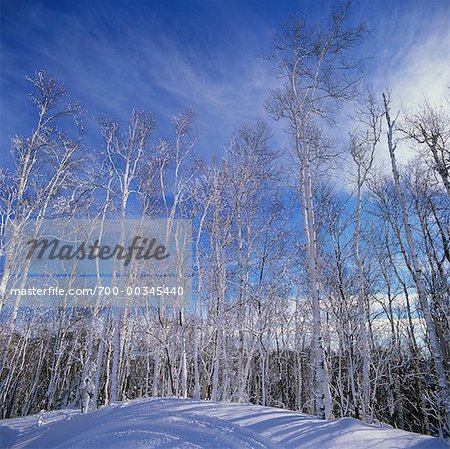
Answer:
top-left (1, 0), bottom-right (448, 167)
top-left (1, 1), bottom-right (281, 162)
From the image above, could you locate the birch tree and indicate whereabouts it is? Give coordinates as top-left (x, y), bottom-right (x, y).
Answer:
top-left (0, 71), bottom-right (83, 314)
top-left (100, 110), bottom-right (155, 402)
top-left (349, 95), bottom-right (381, 420)
top-left (402, 100), bottom-right (450, 196)
top-left (267, 2), bottom-right (366, 418)
top-left (382, 92), bottom-right (450, 434)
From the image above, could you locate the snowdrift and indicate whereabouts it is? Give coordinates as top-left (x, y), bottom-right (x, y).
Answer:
top-left (0, 398), bottom-right (445, 449)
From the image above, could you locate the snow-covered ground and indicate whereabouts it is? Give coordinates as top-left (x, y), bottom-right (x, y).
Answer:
top-left (0, 398), bottom-right (446, 449)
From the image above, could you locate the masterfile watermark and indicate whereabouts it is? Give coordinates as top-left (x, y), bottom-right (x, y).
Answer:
top-left (26, 236), bottom-right (170, 265)
top-left (3, 219), bottom-right (192, 308)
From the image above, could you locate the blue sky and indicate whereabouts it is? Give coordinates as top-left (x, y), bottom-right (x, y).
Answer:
top-left (1, 0), bottom-right (449, 165)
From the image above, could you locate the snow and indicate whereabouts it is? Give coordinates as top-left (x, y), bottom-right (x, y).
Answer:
top-left (0, 398), bottom-right (446, 449)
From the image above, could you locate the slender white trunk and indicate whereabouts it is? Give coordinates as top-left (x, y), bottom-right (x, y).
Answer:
top-left (212, 250), bottom-right (224, 402)
top-left (302, 154), bottom-right (326, 419)
top-left (211, 326), bottom-right (221, 402)
top-left (152, 349), bottom-right (160, 398)
top-left (354, 180), bottom-right (370, 420)
top-left (180, 308), bottom-right (188, 398)
top-left (193, 300), bottom-right (201, 400)
top-left (92, 309), bottom-right (109, 408)
top-left (110, 305), bottom-right (123, 402)
top-left (193, 210), bottom-right (208, 400)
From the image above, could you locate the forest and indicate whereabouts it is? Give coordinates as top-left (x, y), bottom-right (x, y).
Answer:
top-left (0, 3), bottom-right (449, 440)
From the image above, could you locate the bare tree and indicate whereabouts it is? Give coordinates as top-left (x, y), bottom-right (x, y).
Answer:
top-left (402, 100), bottom-right (450, 196)
top-left (0, 71), bottom-right (83, 314)
top-left (267, 2), bottom-right (366, 418)
top-left (349, 94), bottom-right (381, 420)
top-left (100, 109), bottom-right (155, 403)
top-left (382, 92), bottom-right (450, 434)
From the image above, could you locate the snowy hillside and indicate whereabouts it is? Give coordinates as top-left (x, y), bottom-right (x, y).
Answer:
top-left (0, 398), bottom-right (445, 449)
